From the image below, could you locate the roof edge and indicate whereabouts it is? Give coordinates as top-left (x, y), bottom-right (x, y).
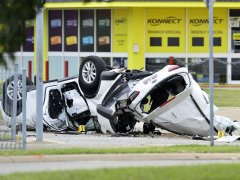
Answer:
top-left (44, 2), bottom-right (240, 9)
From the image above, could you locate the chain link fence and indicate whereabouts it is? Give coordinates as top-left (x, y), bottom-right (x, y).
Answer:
top-left (0, 64), bottom-right (26, 150)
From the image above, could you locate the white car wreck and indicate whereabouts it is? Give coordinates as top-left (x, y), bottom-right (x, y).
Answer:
top-left (1, 56), bottom-right (240, 137)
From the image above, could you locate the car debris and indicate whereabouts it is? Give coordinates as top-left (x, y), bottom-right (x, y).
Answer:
top-left (1, 56), bottom-right (240, 139)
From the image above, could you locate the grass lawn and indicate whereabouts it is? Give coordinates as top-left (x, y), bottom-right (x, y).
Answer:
top-left (1, 145), bottom-right (240, 156)
top-left (1, 164), bottom-right (239, 180)
top-left (203, 89), bottom-right (240, 107)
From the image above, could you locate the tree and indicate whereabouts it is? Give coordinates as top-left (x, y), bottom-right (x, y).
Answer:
top-left (0, 0), bottom-right (43, 67)
top-left (0, 0), bottom-right (97, 67)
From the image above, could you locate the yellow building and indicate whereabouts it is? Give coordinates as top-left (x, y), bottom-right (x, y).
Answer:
top-left (13, 0), bottom-right (240, 84)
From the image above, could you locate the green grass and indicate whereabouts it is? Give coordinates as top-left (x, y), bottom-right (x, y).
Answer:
top-left (1, 145), bottom-right (240, 156)
top-left (203, 89), bottom-right (240, 107)
top-left (1, 164), bottom-right (240, 180)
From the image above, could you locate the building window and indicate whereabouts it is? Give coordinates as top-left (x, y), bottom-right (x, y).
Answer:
top-left (146, 58), bottom-right (167, 72)
top-left (64, 10), bottom-right (78, 52)
top-left (145, 58), bottom-right (185, 72)
top-left (23, 20), bottom-right (34, 52)
top-left (168, 37), bottom-right (179, 47)
top-left (96, 9), bottom-right (111, 52)
top-left (80, 10), bottom-right (94, 52)
top-left (49, 10), bottom-right (62, 51)
top-left (102, 57), bottom-right (111, 66)
top-left (192, 37), bottom-right (204, 46)
top-left (113, 57), bottom-right (127, 68)
top-left (188, 58), bottom-right (227, 83)
top-left (150, 37), bottom-right (162, 46)
top-left (231, 58), bottom-right (240, 80)
top-left (230, 9), bottom-right (240, 53)
top-left (213, 37), bottom-right (221, 46)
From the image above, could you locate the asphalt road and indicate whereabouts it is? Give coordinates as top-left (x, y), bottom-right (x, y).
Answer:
top-left (25, 130), bottom-right (240, 150)
top-left (1, 107), bottom-right (240, 175)
top-left (1, 160), bottom-right (239, 175)
top-left (22, 107), bottom-right (240, 150)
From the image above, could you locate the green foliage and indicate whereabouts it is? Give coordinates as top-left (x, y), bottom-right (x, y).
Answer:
top-left (1, 145), bottom-right (240, 156)
top-left (1, 164), bottom-right (240, 180)
top-left (0, 0), bottom-right (44, 66)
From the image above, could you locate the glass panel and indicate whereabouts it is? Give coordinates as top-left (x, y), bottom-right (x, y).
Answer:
top-left (102, 57), bottom-right (111, 66)
top-left (64, 57), bottom-right (80, 77)
top-left (231, 58), bottom-right (240, 80)
top-left (96, 10), bottom-right (111, 52)
top-left (23, 20), bottom-right (34, 52)
top-left (231, 28), bottom-right (240, 53)
top-left (146, 58), bottom-right (168, 72)
top-left (49, 10), bottom-right (62, 51)
top-left (230, 10), bottom-right (240, 53)
top-left (146, 57), bottom-right (185, 72)
top-left (80, 10), bottom-right (94, 52)
top-left (64, 10), bottom-right (78, 52)
top-left (168, 37), bottom-right (179, 47)
top-left (112, 57), bottom-right (127, 68)
top-left (49, 56), bottom-right (63, 80)
top-left (150, 37), bottom-right (162, 46)
top-left (230, 9), bottom-right (240, 17)
top-left (188, 58), bottom-right (227, 83)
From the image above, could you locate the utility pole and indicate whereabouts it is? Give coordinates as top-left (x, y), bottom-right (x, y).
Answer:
top-left (205, 0), bottom-right (215, 146)
top-left (35, 3), bottom-right (44, 142)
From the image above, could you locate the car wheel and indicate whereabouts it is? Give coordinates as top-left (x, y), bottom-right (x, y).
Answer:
top-left (2, 75), bottom-right (33, 117)
top-left (143, 122), bottom-right (156, 134)
top-left (78, 56), bottom-right (106, 98)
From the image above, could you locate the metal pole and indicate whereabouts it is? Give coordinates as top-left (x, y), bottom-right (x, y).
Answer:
top-left (208, 0), bottom-right (214, 146)
top-left (36, 6), bottom-right (44, 142)
top-left (22, 69), bottom-right (27, 149)
top-left (11, 64), bottom-right (18, 141)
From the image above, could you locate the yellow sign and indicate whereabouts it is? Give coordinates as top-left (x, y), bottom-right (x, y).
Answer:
top-left (217, 131), bottom-right (225, 139)
top-left (113, 9), bottom-right (128, 52)
top-left (188, 8), bottom-right (228, 53)
top-left (145, 8), bottom-right (186, 53)
top-left (66, 36), bottom-right (77, 46)
top-left (233, 33), bottom-right (240, 40)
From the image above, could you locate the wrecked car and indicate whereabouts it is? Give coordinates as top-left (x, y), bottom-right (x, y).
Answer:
top-left (1, 56), bottom-right (240, 137)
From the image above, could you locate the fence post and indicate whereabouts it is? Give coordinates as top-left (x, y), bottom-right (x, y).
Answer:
top-left (22, 69), bottom-right (27, 149)
top-left (11, 64), bottom-right (18, 141)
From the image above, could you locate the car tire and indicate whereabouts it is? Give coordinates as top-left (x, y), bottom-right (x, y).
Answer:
top-left (78, 56), bottom-right (106, 98)
top-left (2, 75), bottom-right (33, 117)
top-left (143, 122), bottom-right (156, 134)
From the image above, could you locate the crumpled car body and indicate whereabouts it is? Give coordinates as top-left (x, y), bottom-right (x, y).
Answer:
top-left (1, 76), bottom-right (92, 131)
top-left (127, 65), bottom-right (240, 137)
top-left (1, 56), bottom-right (239, 137)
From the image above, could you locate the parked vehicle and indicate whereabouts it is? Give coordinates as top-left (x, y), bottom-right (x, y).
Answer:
top-left (1, 56), bottom-right (240, 137)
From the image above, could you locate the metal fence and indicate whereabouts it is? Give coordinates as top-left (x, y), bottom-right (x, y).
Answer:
top-left (0, 64), bottom-right (26, 150)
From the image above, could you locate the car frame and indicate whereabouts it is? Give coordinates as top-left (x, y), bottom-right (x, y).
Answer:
top-left (1, 56), bottom-right (240, 138)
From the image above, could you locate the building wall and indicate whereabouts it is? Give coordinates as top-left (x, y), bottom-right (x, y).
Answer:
top-left (29, 3), bottom-right (240, 84)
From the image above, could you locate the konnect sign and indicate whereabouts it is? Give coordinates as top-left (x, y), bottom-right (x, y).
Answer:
top-left (147, 17), bottom-right (182, 26)
top-left (190, 17), bottom-right (224, 26)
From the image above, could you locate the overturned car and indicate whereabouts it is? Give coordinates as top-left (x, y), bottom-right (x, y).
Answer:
top-left (1, 56), bottom-right (240, 137)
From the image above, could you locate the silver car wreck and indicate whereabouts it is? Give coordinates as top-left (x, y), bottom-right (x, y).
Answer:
top-left (1, 56), bottom-right (240, 138)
